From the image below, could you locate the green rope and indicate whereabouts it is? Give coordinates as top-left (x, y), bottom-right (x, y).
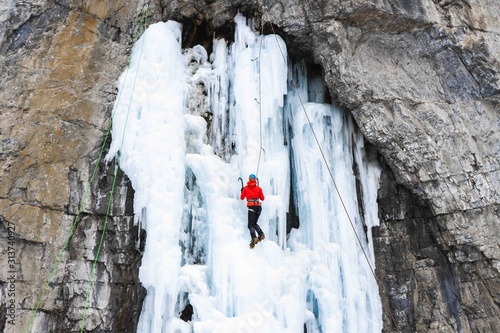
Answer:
top-left (79, 6), bottom-right (149, 332)
top-left (24, 6), bottom-right (148, 333)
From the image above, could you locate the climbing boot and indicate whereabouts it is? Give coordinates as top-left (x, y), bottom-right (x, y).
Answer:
top-left (249, 238), bottom-right (259, 249)
top-left (257, 234), bottom-right (265, 243)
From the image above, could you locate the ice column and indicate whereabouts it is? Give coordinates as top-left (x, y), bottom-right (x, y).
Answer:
top-left (106, 22), bottom-right (188, 332)
top-left (286, 63), bottom-right (383, 332)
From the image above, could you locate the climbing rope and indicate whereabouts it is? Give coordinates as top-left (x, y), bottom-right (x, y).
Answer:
top-left (255, 20), bottom-right (265, 177)
top-left (24, 5), bottom-right (149, 333)
top-left (80, 5), bottom-right (149, 332)
top-left (260, 2), bottom-right (401, 331)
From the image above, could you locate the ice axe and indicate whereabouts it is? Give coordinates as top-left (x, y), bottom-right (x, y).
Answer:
top-left (238, 177), bottom-right (244, 193)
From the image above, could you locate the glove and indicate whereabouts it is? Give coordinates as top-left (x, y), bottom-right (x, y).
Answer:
top-left (241, 187), bottom-right (244, 193)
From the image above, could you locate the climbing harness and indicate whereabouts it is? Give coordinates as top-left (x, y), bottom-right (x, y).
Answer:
top-left (247, 198), bottom-right (261, 206)
top-left (24, 5), bottom-right (149, 333)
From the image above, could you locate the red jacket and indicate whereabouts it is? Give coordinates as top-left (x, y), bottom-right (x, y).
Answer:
top-left (240, 180), bottom-right (265, 206)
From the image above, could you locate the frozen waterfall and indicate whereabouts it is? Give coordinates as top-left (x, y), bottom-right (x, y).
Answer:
top-left (107, 14), bottom-right (382, 333)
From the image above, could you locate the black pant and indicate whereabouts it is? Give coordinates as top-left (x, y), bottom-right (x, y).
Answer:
top-left (247, 206), bottom-right (264, 239)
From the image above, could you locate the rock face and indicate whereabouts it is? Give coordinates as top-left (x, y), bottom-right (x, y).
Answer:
top-left (0, 0), bottom-right (498, 332)
top-left (0, 0), bottom-right (145, 332)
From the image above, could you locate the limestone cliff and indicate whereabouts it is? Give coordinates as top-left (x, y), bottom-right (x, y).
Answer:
top-left (0, 1), bottom-right (145, 331)
top-left (0, 0), bottom-right (498, 332)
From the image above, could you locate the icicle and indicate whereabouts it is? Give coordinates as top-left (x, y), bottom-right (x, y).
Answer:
top-left (209, 39), bottom-right (230, 159)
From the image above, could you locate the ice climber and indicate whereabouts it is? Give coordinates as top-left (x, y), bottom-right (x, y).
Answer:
top-left (240, 174), bottom-right (266, 248)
